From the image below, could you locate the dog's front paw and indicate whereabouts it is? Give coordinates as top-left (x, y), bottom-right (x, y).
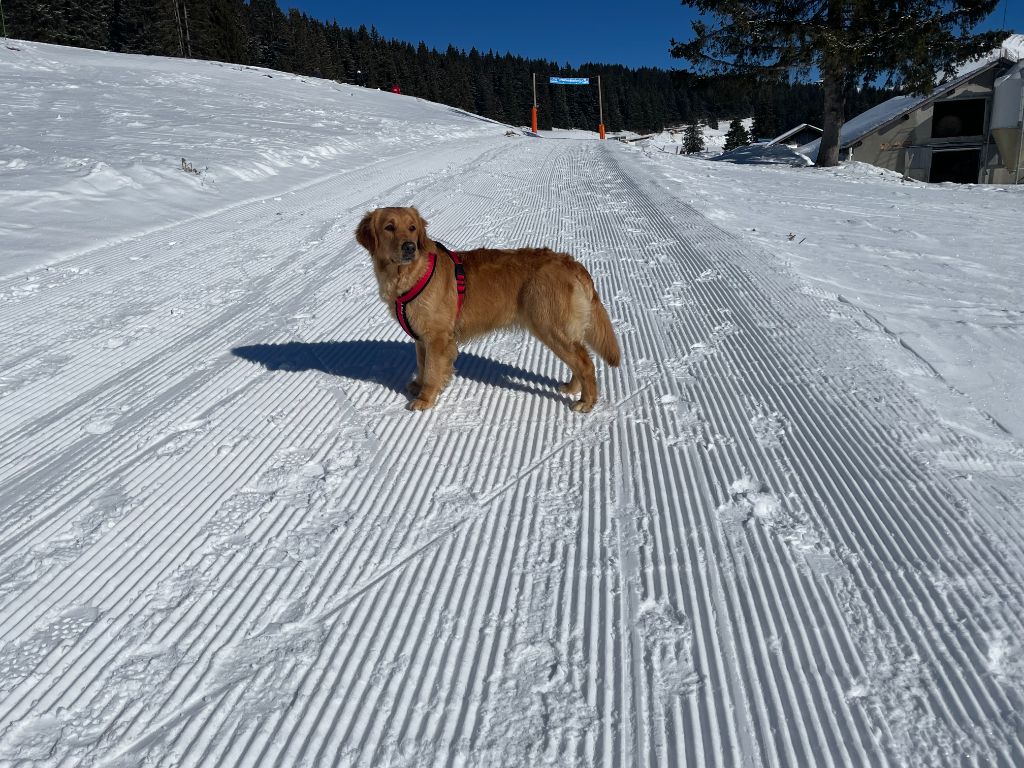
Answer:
top-left (408, 398), bottom-right (435, 411)
top-left (571, 400), bottom-right (595, 414)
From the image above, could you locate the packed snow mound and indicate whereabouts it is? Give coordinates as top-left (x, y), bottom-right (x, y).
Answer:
top-left (812, 160), bottom-right (915, 183)
top-left (712, 142), bottom-right (813, 166)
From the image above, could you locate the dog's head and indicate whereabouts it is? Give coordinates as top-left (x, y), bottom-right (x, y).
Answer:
top-left (355, 207), bottom-right (431, 268)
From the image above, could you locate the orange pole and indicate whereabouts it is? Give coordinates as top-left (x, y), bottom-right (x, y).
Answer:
top-left (599, 123), bottom-right (606, 140)
top-left (531, 72), bottom-right (538, 133)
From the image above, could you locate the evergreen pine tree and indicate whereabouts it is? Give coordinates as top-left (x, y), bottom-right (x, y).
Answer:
top-left (245, 0), bottom-right (289, 70)
top-left (108, 0), bottom-right (153, 53)
top-left (206, 0), bottom-right (247, 63)
top-left (683, 121), bottom-right (705, 153)
top-left (10, 0), bottom-right (112, 49)
top-left (751, 103), bottom-right (778, 142)
top-left (723, 118), bottom-right (750, 152)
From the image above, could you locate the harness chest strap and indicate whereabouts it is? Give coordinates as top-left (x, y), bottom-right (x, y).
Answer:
top-left (394, 243), bottom-right (465, 340)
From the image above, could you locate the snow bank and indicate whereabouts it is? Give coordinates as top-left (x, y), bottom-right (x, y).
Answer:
top-left (643, 147), bottom-right (1024, 438)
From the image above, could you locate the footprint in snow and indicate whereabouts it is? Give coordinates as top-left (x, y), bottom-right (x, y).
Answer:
top-left (476, 640), bottom-right (596, 765)
top-left (695, 268), bottom-right (723, 283)
top-left (207, 620), bottom-right (326, 729)
top-left (657, 394), bottom-right (704, 448)
top-left (246, 448), bottom-right (327, 505)
top-left (637, 598), bottom-right (703, 700)
top-left (82, 411), bottom-right (120, 435)
top-left (718, 476), bottom-right (843, 576)
top-left (155, 418), bottom-right (209, 457)
top-left (747, 400), bottom-right (787, 451)
top-left (28, 485), bottom-right (131, 569)
top-left (0, 714), bottom-right (63, 762)
top-left (0, 606), bottom-right (100, 693)
top-left (0, 354), bottom-right (71, 399)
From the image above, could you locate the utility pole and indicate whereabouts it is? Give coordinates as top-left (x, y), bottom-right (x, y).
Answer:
top-left (597, 75), bottom-right (605, 140)
top-left (0, 0), bottom-right (7, 41)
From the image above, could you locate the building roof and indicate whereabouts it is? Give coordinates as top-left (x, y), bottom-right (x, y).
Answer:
top-left (800, 35), bottom-right (1023, 161)
top-left (767, 123), bottom-right (823, 146)
top-left (712, 141), bottom-right (814, 166)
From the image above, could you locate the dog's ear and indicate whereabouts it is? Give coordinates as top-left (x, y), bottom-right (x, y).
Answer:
top-left (355, 210), bottom-right (377, 252)
top-left (412, 208), bottom-right (430, 252)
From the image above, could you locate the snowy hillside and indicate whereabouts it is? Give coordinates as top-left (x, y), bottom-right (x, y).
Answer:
top-left (0, 41), bottom-right (502, 275)
top-left (3, 41), bottom-right (1024, 768)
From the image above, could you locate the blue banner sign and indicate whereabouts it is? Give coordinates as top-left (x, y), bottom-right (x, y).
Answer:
top-left (550, 77), bottom-right (590, 85)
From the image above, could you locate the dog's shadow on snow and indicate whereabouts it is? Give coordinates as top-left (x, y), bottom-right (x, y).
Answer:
top-left (231, 340), bottom-right (565, 402)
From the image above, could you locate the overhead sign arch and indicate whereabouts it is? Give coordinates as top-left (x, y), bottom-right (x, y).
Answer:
top-left (531, 73), bottom-right (606, 139)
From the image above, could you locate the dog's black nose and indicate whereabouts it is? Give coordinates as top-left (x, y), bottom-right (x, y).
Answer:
top-left (401, 241), bottom-right (416, 257)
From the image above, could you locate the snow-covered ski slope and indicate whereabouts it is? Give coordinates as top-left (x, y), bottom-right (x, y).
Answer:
top-left (3, 42), bottom-right (1024, 767)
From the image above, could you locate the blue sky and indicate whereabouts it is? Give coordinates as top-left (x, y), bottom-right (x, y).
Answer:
top-left (285, 0), bottom-right (1023, 70)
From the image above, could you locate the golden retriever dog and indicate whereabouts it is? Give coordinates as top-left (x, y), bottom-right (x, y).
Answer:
top-left (355, 206), bottom-right (620, 412)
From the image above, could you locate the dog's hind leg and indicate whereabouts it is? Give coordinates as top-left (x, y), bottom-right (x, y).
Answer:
top-left (533, 329), bottom-right (598, 412)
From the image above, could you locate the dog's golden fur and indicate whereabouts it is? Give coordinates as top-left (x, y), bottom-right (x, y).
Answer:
top-left (355, 206), bottom-right (621, 412)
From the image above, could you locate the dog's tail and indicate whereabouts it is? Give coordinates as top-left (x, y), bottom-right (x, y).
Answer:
top-left (587, 291), bottom-right (621, 367)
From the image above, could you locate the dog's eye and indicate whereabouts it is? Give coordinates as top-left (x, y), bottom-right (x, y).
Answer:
top-left (384, 223), bottom-right (395, 232)
top-left (409, 225), bottom-right (416, 231)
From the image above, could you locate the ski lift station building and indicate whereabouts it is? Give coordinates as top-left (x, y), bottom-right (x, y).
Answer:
top-left (801, 35), bottom-right (1024, 184)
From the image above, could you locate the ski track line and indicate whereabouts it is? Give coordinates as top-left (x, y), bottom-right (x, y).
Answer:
top-left (618, 147), bottom-right (1024, 765)
top-left (2, 138), bottom-right (1024, 767)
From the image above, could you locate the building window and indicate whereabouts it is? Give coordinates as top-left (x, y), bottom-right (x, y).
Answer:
top-left (931, 99), bottom-right (986, 138)
top-left (929, 148), bottom-right (980, 183)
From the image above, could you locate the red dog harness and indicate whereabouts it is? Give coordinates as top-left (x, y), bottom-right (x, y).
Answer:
top-left (394, 242), bottom-right (465, 340)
